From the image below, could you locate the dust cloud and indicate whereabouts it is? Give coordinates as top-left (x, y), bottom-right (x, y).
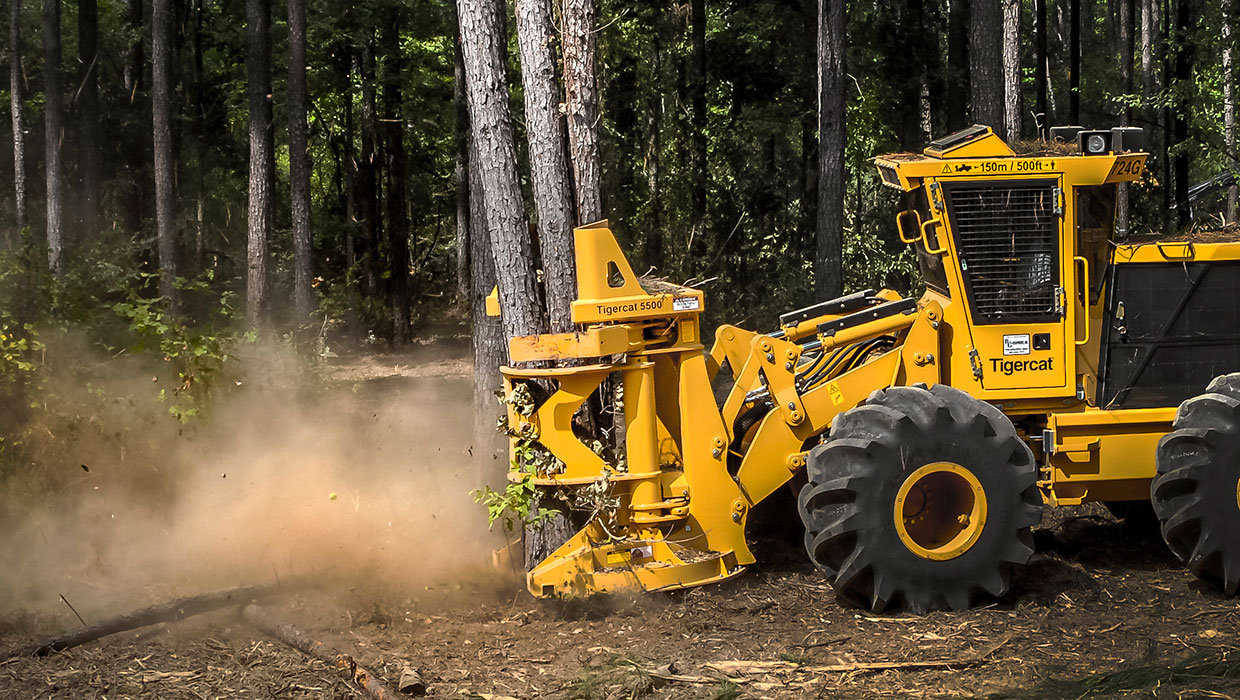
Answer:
top-left (0, 338), bottom-right (510, 625)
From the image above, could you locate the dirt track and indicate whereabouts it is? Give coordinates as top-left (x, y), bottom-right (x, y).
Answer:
top-left (3, 352), bottom-right (1239, 700)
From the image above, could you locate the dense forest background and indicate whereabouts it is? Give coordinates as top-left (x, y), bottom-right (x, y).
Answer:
top-left (0, 0), bottom-right (1237, 474)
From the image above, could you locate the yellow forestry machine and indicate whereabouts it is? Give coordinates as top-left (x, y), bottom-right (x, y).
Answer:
top-left (492, 124), bottom-right (1240, 612)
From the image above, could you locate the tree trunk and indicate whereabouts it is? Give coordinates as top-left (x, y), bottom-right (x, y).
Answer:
top-left (456, 0), bottom-right (543, 341)
top-left (1069, 0), bottom-right (1080, 124)
top-left (123, 0), bottom-right (146, 235)
top-left (76, 0), bottom-right (99, 239)
top-left (816, 0), bottom-right (844, 299)
top-left (516, 0), bottom-right (577, 333)
top-left (900, 0), bottom-right (928, 148)
top-left (124, 0), bottom-right (143, 96)
top-left (644, 11), bottom-right (665, 265)
top-left (467, 133), bottom-right (506, 488)
top-left (1034, 0), bottom-right (1048, 131)
top-left (1117, 0), bottom-right (1134, 235)
top-left (1171, 0), bottom-right (1192, 230)
top-left (358, 41), bottom-right (381, 299)
top-left (1224, 0), bottom-right (1237, 224)
top-left (454, 22), bottom-right (470, 302)
top-left (9, 0), bottom-right (25, 240)
top-left (563, 0), bottom-right (603, 225)
top-left (687, 0), bottom-right (707, 230)
top-left (946, 0), bottom-right (969, 131)
top-left (191, 0), bottom-right (205, 262)
top-left (1001, 0), bottom-right (1021, 140)
top-left (152, 0), bottom-right (178, 309)
top-left (383, 15), bottom-right (412, 345)
top-left (970, 0), bottom-right (1003, 133)
top-left (287, 0), bottom-right (314, 319)
top-left (343, 49), bottom-right (357, 274)
top-left (43, 0), bottom-right (63, 275)
top-left (1141, 0), bottom-right (1154, 113)
top-left (246, 0), bottom-right (273, 326)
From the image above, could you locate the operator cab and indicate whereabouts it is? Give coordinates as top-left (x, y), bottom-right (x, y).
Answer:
top-left (876, 125), bottom-right (1148, 408)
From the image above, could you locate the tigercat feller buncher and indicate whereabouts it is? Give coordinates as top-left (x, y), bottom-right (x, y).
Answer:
top-left (493, 124), bottom-right (1240, 612)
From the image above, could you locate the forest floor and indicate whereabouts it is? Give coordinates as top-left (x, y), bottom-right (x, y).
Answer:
top-left (2, 345), bottom-right (1239, 700)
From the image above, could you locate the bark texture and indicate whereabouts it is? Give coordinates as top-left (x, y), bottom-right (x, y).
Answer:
top-left (815, 0), bottom-right (844, 299)
top-left (123, 0), bottom-right (146, 235)
top-left (516, 0), bottom-right (577, 333)
top-left (288, 0), bottom-right (315, 318)
top-left (1001, 0), bottom-right (1022, 139)
top-left (152, 0), bottom-right (178, 307)
top-left (563, 0), bottom-right (603, 224)
top-left (969, 0), bottom-right (1004, 133)
top-left (1035, 0), bottom-right (1048, 130)
top-left (43, 0), bottom-right (63, 275)
top-left (946, 0), bottom-right (969, 131)
top-left (687, 0), bottom-right (707, 228)
top-left (383, 15), bottom-right (412, 344)
top-left (457, 0), bottom-right (543, 340)
top-left (246, 0), bottom-right (273, 325)
top-left (454, 25), bottom-right (470, 301)
top-left (1172, 0), bottom-right (1193, 230)
top-left (466, 132), bottom-right (506, 487)
top-left (358, 42), bottom-right (381, 299)
top-left (1069, 0), bottom-right (1080, 123)
top-left (1224, 0), bottom-right (1237, 224)
top-left (1117, 0), bottom-right (1134, 235)
top-left (77, 0), bottom-right (99, 238)
top-left (9, 0), bottom-right (25, 239)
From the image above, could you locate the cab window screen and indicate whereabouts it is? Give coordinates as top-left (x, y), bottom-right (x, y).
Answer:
top-left (944, 180), bottom-right (1061, 325)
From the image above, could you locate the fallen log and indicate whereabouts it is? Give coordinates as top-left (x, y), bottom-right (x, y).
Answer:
top-left (242, 604), bottom-right (404, 700)
top-left (3, 584), bottom-right (278, 659)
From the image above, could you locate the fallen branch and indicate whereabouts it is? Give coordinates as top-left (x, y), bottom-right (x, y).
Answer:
top-left (4, 584), bottom-right (278, 659)
top-left (704, 635), bottom-right (1012, 677)
top-left (242, 604), bottom-right (404, 700)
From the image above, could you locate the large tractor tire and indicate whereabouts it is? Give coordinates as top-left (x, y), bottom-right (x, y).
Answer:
top-left (1152, 373), bottom-right (1240, 596)
top-left (797, 384), bottom-right (1043, 613)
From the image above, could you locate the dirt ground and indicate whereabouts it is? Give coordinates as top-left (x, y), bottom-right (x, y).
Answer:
top-left (3, 350), bottom-right (1239, 700)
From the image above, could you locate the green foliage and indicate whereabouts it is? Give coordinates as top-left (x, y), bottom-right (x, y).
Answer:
top-left (0, 317), bottom-right (44, 387)
top-left (471, 474), bottom-right (559, 533)
top-left (109, 275), bottom-right (255, 422)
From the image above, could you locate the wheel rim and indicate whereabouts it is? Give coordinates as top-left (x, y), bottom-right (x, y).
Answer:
top-left (894, 462), bottom-right (989, 561)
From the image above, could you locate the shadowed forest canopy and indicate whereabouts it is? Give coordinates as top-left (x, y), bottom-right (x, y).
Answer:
top-left (0, 0), bottom-right (1235, 411)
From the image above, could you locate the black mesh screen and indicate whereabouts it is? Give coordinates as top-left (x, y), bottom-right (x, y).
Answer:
top-left (1100, 261), bottom-right (1240, 409)
top-left (945, 181), bottom-right (1061, 324)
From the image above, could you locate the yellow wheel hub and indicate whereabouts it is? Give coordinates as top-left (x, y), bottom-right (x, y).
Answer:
top-left (893, 462), bottom-right (988, 561)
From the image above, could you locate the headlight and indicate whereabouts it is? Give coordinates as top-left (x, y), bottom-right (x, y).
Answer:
top-left (1076, 130), bottom-right (1112, 155)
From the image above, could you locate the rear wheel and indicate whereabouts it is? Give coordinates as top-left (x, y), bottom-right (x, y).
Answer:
top-left (797, 384), bottom-right (1043, 613)
top-left (1152, 373), bottom-right (1240, 595)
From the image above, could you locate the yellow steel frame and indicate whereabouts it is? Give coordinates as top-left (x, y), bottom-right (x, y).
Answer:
top-left (497, 127), bottom-right (1240, 598)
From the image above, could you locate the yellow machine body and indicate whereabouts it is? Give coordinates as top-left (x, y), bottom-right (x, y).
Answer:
top-left (498, 127), bottom-right (1240, 598)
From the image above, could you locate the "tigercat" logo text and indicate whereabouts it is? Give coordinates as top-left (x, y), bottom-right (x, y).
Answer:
top-left (991, 357), bottom-right (1053, 376)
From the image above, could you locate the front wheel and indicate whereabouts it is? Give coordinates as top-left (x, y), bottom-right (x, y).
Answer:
top-left (797, 384), bottom-right (1043, 613)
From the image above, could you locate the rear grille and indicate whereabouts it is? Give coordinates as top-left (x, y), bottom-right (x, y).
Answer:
top-left (945, 181), bottom-right (1061, 324)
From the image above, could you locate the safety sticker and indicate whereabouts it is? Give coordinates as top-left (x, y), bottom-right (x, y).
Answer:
top-left (673, 296), bottom-right (700, 311)
top-left (1003, 334), bottom-right (1031, 356)
top-left (828, 382), bottom-right (845, 406)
